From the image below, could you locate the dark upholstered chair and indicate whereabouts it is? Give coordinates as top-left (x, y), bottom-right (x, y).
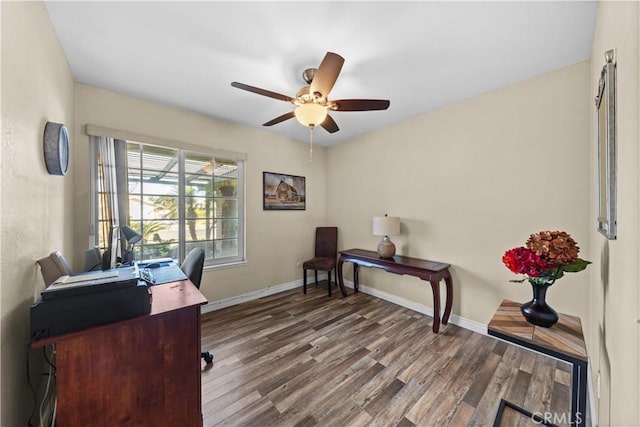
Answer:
top-left (180, 248), bottom-right (213, 365)
top-left (302, 227), bottom-right (338, 296)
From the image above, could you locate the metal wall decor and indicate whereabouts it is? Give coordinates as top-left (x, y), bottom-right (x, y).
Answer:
top-left (43, 122), bottom-right (70, 176)
top-left (595, 49), bottom-right (617, 240)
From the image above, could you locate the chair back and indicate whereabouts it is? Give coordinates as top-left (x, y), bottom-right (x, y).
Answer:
top-left (314, 227), bottom-right (338, 259)
top-left (181, 248), bottom-right (205, 288)
top-left (37, 251), bottom-right (73, 286)
top-left (83, 247), bottom-right (102, 271)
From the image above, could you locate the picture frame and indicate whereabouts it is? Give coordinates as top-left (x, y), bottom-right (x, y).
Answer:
top-left (263, 171), bottom-right (306, 210)
top-left (595, 49), bottom-right (617, 240)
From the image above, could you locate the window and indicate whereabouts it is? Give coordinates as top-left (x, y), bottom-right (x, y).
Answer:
top-left (93, 138), bottom-right (244, 267)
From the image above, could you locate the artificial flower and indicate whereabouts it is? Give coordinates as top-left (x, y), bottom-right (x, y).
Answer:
top-left (503, 230), bottom-right (590, 286)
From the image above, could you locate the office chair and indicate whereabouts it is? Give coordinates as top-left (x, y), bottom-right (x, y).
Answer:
top-left (83, 247), bottom-right (102, 271)
top-left (37, 251), bottom-right (73, 286)
top-left (180, 248), bottom-right (213, 365)
top-left (302, 227), bottom-right (338, 297)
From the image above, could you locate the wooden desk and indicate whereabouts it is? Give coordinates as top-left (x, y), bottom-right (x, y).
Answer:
top-left (336, 248), bottom-right (453, 333)
top-left (488, 300), bottom-right (588, 427)
top-left (33, 280), bottom-right (207, 427)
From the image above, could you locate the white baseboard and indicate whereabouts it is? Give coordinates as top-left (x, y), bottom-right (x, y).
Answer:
top-left (201, 279), bottom-right (301, 314)
top-left (201, 275), bottom-right (485, 335)
top-left (201, 273), bottom-right (328, 314)
top-left (342, 279), bottom-right (487, 335)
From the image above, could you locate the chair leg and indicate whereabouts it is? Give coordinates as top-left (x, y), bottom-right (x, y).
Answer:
top-left (315, 270), bottom-right (318, 286)
top-left (334, 267), bottom-right (338, 287)
top-left (328, 269), bottom-right (332, 297)
top-left (303, 269), bottom-right (307, 294)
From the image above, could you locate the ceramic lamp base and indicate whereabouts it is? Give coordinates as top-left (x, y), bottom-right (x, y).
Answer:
top-left (377, 236), bottom-right (396, 258)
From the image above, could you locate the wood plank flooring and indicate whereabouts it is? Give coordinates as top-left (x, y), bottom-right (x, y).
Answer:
top-left (200, 283), bottom-right (571, 426)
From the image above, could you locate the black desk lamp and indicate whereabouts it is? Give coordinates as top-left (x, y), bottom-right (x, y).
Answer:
top-left (121, 226), bottom-right (143, 264)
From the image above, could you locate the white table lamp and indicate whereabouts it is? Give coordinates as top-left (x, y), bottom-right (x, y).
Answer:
top-left (373, 214), bottom-right (401, 258)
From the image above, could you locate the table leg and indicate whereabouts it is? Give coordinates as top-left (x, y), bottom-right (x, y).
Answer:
top-left (572, 360), bottom-right (587, 427)
top-left (336, 258), bottom-right (348, 297)
top-left (429, 280), bottom-right (441, 333)
top-left (442, 273), bottom-right (453, 325)
top-left (353, 264), bottom-right (359, 293)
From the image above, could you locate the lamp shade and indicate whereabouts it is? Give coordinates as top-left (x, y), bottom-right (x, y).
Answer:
top-left (121, 225), bottom-right (142, 245)
top-left (372, 216), bottom-right (400, 237)
top-left (294, 103), bottom-right (328, 127)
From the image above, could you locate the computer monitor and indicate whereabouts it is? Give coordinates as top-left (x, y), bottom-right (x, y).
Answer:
top-left (101, 225), bottom-right (120, 270)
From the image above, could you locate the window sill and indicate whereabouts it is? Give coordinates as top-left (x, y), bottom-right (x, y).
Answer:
top-left (203, 260), bottom-right (247, 271)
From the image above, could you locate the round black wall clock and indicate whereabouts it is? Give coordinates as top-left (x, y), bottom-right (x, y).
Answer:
top-left (43, 122), bottom-right (69, 176)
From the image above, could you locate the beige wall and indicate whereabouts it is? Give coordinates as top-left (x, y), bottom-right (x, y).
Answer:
top-left (73, 84), bottom-right (328, 302)
top-left (588, 2), bottom-right (640, 426)
top-left (327, 61), bottom-right (591, 330)
top-left (1, 2), bottom-right (75, 425)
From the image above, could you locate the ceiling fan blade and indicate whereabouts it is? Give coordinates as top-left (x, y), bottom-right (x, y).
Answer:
top-left (332, 99), bottom-right (390, 111)
top-left (263, 111), bottom-right (295, 126)
top-left (231, 82), bottom-right (293, 103)
top-left (309, 52), bottom-right (344, 100)
top-left (321, 114), bottom-right (339, 133)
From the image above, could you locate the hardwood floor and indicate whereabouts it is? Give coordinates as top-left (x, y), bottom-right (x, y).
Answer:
top-left (200, 283), bottom-right (571, 426)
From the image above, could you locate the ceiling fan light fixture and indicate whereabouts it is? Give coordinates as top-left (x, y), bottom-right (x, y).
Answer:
top-left (231, 52), bottom-right (389, 137)
top-left (294, 103), bottom-right (327, 128)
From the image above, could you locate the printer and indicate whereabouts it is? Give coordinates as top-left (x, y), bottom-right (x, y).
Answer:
top-left (30, 266), bottom-right (151, 340)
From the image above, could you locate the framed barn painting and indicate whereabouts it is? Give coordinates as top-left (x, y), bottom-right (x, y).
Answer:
top-left (263, 172), bottom-right (306, 210)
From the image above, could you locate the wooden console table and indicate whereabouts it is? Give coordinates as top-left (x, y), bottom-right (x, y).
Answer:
top-left (488, 300), bottom-right (588, 427)
top-left (336, 248), bottom-right (453, 333)
top-left (33, 280), bottom-right (207, 426)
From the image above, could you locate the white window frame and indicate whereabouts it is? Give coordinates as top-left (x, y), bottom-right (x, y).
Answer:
top-left (88, 127), bottom-right (246, 268)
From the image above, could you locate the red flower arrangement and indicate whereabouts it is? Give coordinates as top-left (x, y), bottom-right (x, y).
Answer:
top-left (502, 247), bottom-right (552, 277)
top-left (502, 230), bottom-right (590, 286)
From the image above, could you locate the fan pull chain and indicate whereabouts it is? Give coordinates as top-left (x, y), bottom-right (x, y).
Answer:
top-left (309, 126), bottom-right (314, 162)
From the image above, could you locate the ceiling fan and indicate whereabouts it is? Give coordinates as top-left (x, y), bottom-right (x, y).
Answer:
top-left (230, 52), bottom-right (390, 134)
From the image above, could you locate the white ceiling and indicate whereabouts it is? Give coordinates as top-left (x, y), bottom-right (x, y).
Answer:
top-left (44, 1), bottom-right (597, 146)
